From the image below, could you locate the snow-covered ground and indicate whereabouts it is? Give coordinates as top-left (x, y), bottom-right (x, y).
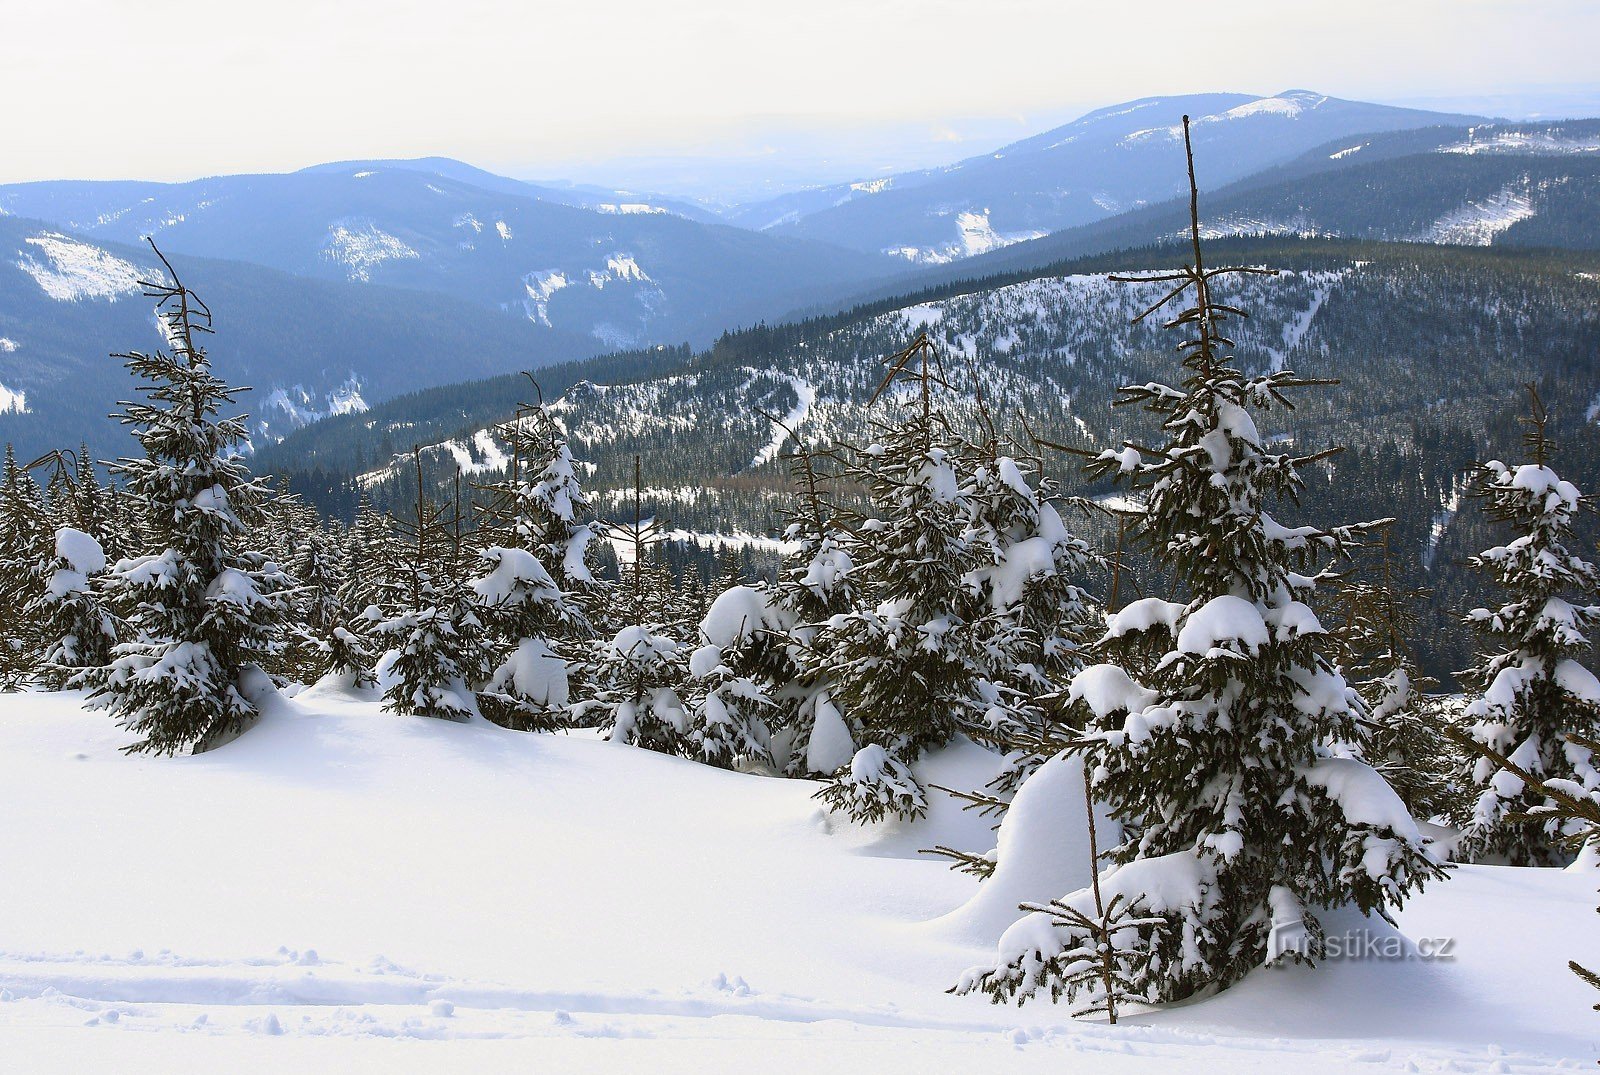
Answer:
top-left (0, 687), bottom-right (1594, 1072)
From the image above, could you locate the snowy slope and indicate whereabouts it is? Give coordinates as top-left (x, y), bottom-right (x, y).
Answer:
top-left (0, 688), bottom-right (1593, 1071)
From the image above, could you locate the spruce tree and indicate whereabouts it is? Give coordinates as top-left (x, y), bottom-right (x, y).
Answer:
top-left (817, 336), bottom-right (983, 821)
top-left (962, 440), bottom-right (1101, 792)
top-left (82, 249), bottom-right (291, 754)
top-left (472, 396), bottom-right (610, 728)
top-left (29, 527), bottom-right (117, 689)
top-left (372, 455), bottom-right (479, 720)
top-left (1457, 386), bottom-right (1600, 866)
top-left (684, 586), bottom-right (779, 769)
top-left (289, 522), bottom-right (373, 687)
top-left (0, 445), bottom-right (51, 687)
top-left (591, 457), bottom-right (689, 750)
top-left (1330, 528), bottom-right (1461, 825)
top-left (768, 436), bottom-right (860, 777)
top-left (957, 118), bottom-right (1441, 1006)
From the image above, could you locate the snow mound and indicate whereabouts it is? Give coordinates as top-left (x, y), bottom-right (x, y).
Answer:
top-left (930, 753), bottom-right (1115, 943)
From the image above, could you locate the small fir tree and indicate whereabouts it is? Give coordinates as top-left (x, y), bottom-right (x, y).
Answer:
top-left (956, 118), bottom-right (1442, 1006)
top-left (82, 248), bottom-right (291, 754)
top-left (29, 526), bottom-right (117, 689)
top-left (817, 336), bottom-right (983, 820)
top-left (591, 457), bottom-right (689, 750)
top-left (1330, 528), bottom-right (1462, 825)
top-left (372, 455), bottom-right (479, 721)
top-left (1457, 386), bottom-right (1600, 866)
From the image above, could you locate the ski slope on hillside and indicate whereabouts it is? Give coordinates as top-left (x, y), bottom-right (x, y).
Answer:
top-left (0, 687), bottom-right (1594, 1072)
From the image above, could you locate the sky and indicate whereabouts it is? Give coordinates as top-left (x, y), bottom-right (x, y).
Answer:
top-left (3, 0), bottom-right (1598, 197)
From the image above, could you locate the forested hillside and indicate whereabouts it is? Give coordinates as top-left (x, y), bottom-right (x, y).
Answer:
top-left (257, 237), bottom-right (1600, 680)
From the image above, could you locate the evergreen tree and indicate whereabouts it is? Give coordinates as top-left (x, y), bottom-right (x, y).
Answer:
top-left (372, 455), bottom-right (479, 720)
top-left (817, 336), bottom-right (983, 821)
top-left (683, 586), bottom-right (779, 769)
top-left (289, 521), bottom-right (373, 686)
top-left (82, 250), bottom-right (291, 754)
top-left (29, 526), bottom-right (117, 689)
top-left (768, 436), bottom-right (860, 777)
top-left (472, 545), bottom-right (574, 731)
top-left (591, 457), bottom-right (689, 750)
top-left (1329, 528), bottom-right (1462, 825)
top-left (473, 397), bottom-right (611, 726)
top-left (957, 119), bottom-right (1442, 1006)
top-left (962, 440), bottom-right (1101, 792)
top-left (1457, 386), bottom-right (1600, 866)
top-left (0, 445), bottom-right (51, 687)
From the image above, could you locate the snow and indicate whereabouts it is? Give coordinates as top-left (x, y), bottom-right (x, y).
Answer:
top-left (0, 690), bottom-right (1593, 1069)
top-left (595, 203), bottom-right (668, 215)
top-left (257, 377), bottom-right (367, 443)
top-left (886, 211), bottom-right (1047, 264)
top-left (1439, 127), bottom-right (1600, 156)
top-left (930, 753), bottom-right (1112, 943)
top-left (1175, 595), bottom-right (1269, 655)
top-left (495, 220), bottom-right (513, 241)
top-left (16, 233), bottom-right (144, 302)
top-left (321, 221), bottom-right (420, 282)
top-left (1261, 270), bottom-right (1346, 373)
top-left (56, 527), bottom-right (106, 576)
top-left (1329, 143), bottom-right (1367, 160)
top-left (1416, 182), bottom-right (1537, 246)
top-left (746, 375), bottom-right (816, 470)
top-left (1068, 664), bottom-right (1158, 721)
top-left (699, 586), bottom-right (780, 649)
top-left (0, 382), bottom-right (26, 414)
top-left (1104, 597), bottom-right (1185, 639)
top-left (437, 430), bottom-right (510, 477)
top-left (0, 337), bottom-right (17, 351)
top-left (804, 691), bottom-right (855, 774)
top-left (521, 270), bottom-right (569, 326)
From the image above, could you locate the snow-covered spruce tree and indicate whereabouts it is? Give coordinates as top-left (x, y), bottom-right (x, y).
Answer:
top-left (816, 336), bottom-right (984, 822)
top-left (590, 457), bottom-right (689, 750)
top-left (1329, 529), bottom-right (1461, 825)
top-left (28, 526), bottom-right (117, 689)
top-left (371, 456), bottom-right (481, 721)
top-left (288, 521), bottom-right (373, 687)
top-left (741, 427), bottom-right (858, 777)
top-left (0, 445), bottom-right (52, 686)
top-left (961, 439), bottom-right (1101, 792)
top-left (82, 250), bottom-right (291, 754)
top-left (683, 585), bottom-right (780, 769)
top-left (472, 398), bottom-right (611, 727)
top-left (1456, 386), bottom-right (1600, 866)
top-left (471, 545), bottom-right (575, 732)
top-left (956, 118), bottom-right (1442, 1006)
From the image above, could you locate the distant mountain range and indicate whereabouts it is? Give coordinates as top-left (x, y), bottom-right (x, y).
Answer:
top-left (6, 89), bottom-right (1600, 469)
top-left (724, 91), bottom-right (1481, 261)
top-left (0, 216), bottom-right (602, 462)
top-left (0, 162), bottom-right (904, 352)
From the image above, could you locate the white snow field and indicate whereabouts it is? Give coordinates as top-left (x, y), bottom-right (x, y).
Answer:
top-left (0, 686), bottom-right (1594, 1073)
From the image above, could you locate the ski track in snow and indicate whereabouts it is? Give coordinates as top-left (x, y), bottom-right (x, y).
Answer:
top-left (746, 374), bottom-right (817, 470)
top-left (0, 693), bottom-right (1592, 1070)
top-left (0, 946), bottom-right (1579, 1072)
top-left (1262, 270), bottom-right (1346, 373)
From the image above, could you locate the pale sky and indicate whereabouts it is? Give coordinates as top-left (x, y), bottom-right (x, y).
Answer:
top-left (3, 0), bottom-right (1596, 188)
